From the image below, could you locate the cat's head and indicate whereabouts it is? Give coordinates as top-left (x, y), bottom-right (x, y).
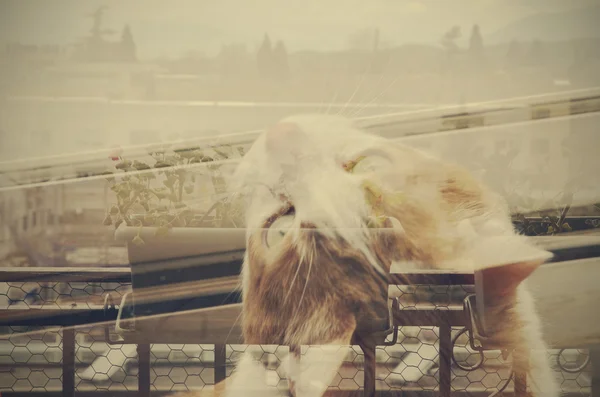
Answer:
top-left (230, 114), bottom-right (551, 345)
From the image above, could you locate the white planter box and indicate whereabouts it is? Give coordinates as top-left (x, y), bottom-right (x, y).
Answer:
top-left (113, 224), bottom-right (246, 333)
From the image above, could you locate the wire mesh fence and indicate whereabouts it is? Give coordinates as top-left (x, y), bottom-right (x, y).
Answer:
top-left (0, 281), bottom-right (130, 309)
top-left (0, 281), bottom-right (593, 395)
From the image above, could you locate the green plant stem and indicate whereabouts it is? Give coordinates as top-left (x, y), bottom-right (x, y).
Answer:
top-left (120, 191), bottom-right (141, 215)
top-left (178, 173), bottom-right (185, 202)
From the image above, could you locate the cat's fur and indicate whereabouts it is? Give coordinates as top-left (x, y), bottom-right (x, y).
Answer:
top-left (173, 114), bottom-right (559, 397)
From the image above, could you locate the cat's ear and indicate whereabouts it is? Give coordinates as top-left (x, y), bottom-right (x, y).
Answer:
top-left (470, 237), bottom-right (553, 334)
top-left (472, 236), bottom-right (552, 302)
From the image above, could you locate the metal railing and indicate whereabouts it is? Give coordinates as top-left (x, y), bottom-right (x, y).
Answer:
top-left (1, 241), bottom-right (598, 396)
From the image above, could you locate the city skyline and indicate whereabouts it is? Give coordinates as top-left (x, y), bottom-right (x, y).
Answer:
top-left (1, 0), bottom-right (599, 59)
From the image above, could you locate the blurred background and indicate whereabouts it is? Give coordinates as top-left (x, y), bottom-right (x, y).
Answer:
top-left (0, 0), bottom-right (599, 158)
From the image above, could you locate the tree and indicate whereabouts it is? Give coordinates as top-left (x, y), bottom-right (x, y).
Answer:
top-left (440, 26), bottom-right (461, 76)
top-left (272, 40), bottom-right (290, 81)
top-left (467, 24), bottom-right (486, 73)
top-left (120, 24), bottom-right (137, 62)
top-left (440, 26), bottom-right (461, 54)
top-left (468, 25), bottom-right (484, 60)
top-left (257, 34), bottom-right (273, 78)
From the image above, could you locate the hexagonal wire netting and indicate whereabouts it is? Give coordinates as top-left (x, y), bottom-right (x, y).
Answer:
top-left (0, 281), bottom-right (593, 395)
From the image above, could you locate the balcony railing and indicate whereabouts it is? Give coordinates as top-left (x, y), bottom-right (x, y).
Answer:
top-left (1, 231), bottom-right (599, 396)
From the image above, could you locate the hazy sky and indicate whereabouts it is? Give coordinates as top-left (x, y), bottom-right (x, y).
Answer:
top-left (0, 0), bottom-right (597, 58)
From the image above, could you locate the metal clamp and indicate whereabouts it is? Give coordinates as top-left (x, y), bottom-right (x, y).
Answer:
top-left (458, 295), bottom-right (516, 397)
top-left (102, 292), bottom-right (138, 344)
top-left (115, 292), bottom-right (138, 337)
top-left (462, 294), bottom-right (511, 352)
top-left (102, 293), bottom-right (123, 344)
top-left (378, 297), bottom-right (400, 347)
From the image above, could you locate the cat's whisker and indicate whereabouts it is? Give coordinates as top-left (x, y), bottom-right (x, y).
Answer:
top-left (294, 237), bottom-right (316, 316)
top-left (336, 58), bottom-right (373, 118)
top-left (344, 58), bottom-right (389, 117)
top-left (284, 248), bottom-right (307, 305)
top-left (323, 88), bottom-right (340, 116)
top-left (348, 75), bottom-right (400, 119)
top-left (224, 303), bottom-right (245, 345)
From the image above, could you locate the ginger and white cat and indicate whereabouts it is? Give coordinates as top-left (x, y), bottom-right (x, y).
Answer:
top-left (173, 114), bottom-right (559, 397)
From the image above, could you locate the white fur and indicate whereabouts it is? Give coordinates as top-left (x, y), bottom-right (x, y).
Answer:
top-left (224, 114), bottom-right (560, 397)
top-left (285, 344), bottom-right (352, 397)
top-left (233, 114), bottom-right (389, 276)
top-left (223, 354), bottom-right (283, 397)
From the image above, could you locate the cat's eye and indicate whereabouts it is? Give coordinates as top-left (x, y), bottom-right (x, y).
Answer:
top-left (265, 215), bottom-right (295, 248)
top-left (350, 155), bottom-right (392, 174)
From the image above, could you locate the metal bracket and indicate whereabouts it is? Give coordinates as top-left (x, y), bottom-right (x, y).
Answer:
top-left (102, 293), bottom-right (122, 344)
top-left (102, 292), bottom-right (137, 345)
top-left (462, 294), bottom-right (511, 352)
top-left (379, 297), bottom-right (400, 346)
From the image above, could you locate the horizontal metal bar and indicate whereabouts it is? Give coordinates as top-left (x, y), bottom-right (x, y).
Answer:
top-left (117, 302), bottom-right (244, 344)
top-left (390, 235), bottom-right (600, 281)
top-left (0, 307), bottom-right (119, 327)
top-left (130, 275), bottom-right (240, 307)
top-left (389, 271), bottom-right (474, 285)
top-left (533, 235), bottom-right (600, 263)
top-left (0, 267), bottom-right (132, 283)
top-left (128, 250), bottom-right (243, 281)
top-left (392, 307), bottom-right (468, 327)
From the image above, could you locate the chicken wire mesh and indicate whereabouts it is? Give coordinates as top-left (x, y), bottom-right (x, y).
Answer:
top-left (0, 326), bottom-right (63, 392)
top-left (147, 343), bottom-right (216, 392)
top-left (0, 280), bottom-right (594, 395)
top-left (0, 280), bottom-right (130, 309)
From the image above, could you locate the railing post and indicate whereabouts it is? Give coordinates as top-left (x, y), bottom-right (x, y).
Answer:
top-left (214, 344), bottom-right (227, 384)
top-left (591, 345), bottom-right (600, 397)
top-left (62, 327), bottom-right (75, 397)
top-left (439, 323), bottom-right (452, 397)
top-left (361, 342), bottom-right (376, 397)
top-left (137, 343), bottom-right (151, 397)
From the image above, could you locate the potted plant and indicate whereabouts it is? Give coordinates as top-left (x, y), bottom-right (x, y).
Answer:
top-left (103, 142), bottom-right (246, 325)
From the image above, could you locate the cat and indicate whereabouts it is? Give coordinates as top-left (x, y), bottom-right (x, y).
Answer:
top-left (172, 114), bottom-right (559, 397)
